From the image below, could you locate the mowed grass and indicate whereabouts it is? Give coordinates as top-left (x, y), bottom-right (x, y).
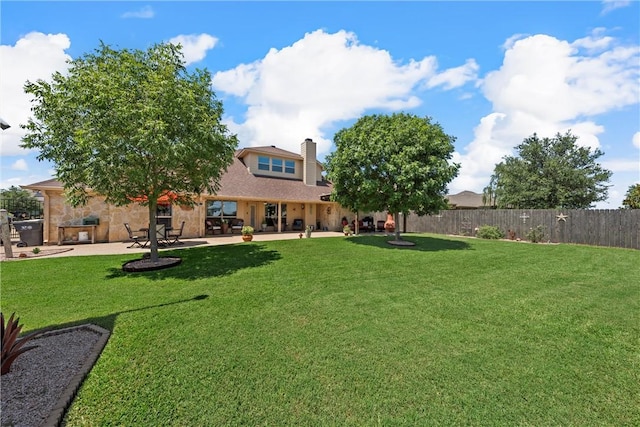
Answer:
top-left (2, 234), bottom-right (638, 425)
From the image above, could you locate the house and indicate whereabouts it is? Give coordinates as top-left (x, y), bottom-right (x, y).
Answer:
top-left (446, 191), bottom-right (487, 209)
top-left (22, 138), bottom-right (354, 245)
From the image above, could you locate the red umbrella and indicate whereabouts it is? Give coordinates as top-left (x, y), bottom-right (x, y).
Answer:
top-left (129, 191), bottom-right (178, 205)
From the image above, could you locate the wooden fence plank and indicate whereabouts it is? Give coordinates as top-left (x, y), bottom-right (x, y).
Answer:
top-left (398, 209), bottom-right (639, 249)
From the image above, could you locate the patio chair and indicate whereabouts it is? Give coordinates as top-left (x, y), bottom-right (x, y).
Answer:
top-left (230, 219), bottom-right (244, 234)
top-left (155, 223), bottom-right (169, 246)
top-left (167, 221), bottom-right (185, 245)
top-left (206, 220), bottom-right (222, 235)
top-left (124, 223), bottom-right (146, 248)
top-left (292, 219), bottom-right (304, 231)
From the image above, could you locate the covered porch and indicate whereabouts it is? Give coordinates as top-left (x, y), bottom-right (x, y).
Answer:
top-left (201, 198), bottom-right (344, 236)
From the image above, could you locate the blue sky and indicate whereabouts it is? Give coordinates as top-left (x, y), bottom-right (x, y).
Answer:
top-left (1, 1), bottom-right (638, 208)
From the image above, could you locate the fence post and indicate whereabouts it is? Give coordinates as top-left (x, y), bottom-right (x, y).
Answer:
top-left (1, 209), bottom-right (13, 258)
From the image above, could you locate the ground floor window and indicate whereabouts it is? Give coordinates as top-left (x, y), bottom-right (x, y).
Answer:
top-left (206, 200), bottom-right (237, 224)
top-left (264, 203), bottom-right (287, 227)
top-left (157, 204), bottom-right (172, 228)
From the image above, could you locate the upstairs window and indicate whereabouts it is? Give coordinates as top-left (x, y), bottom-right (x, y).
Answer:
top-left (258, 156), bottom-right (269, 171)
top-left (285, 160), bottom-right (295, 174)
top-left (272, 158), bottom-right (283, 172)
top-left (257, 155), bottom-right (295, 174)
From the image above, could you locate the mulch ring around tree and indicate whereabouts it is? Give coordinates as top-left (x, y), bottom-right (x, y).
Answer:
top-left (122, 256), bottom-right (182, 272)
top-left (387, 239), bottom-right (416, 247)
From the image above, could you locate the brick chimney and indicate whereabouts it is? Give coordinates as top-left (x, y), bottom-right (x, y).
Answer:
top-left (301, 138), bottom-right (316, 186)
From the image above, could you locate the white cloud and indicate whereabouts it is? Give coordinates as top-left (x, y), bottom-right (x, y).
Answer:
top-left (121, 5), bottom-right (154, 19)
top-left (633, 131), bottom-right (640, 149)
top-left (502, 34), bottom-right (529, 50)
top-left (602, 159), bottom-right (640, 173)
top-left (426, 59), bottom-right (479, 90)
top-left (572, 28), bottom-right (614, 52)
top-left (168, 34), bottom-right (218, 66)
top-left (449, 31), bottom-right (640, 195)
top-left (11, 159), bottom-right (28, 171)
top-left (601, 0), bottom-right (631, 15)
top-left (0, 32), bottom-right (72, 157)
top-left (212, 29), bottom-right (475, 156)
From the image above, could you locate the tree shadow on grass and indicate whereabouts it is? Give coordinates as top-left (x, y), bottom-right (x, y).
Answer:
top-left (33, 294), bottom-right (210, 334)
top-left (347, 234), bottom-right (472, 252)
top-left (105, 243), bottom-right (281, 281)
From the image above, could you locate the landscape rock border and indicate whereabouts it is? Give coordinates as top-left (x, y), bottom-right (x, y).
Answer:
top-left (42, 324), bottom-right (110, 427)
top-left (2, 324), bottom-right (110, 427)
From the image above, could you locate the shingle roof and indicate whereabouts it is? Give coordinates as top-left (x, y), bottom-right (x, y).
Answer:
top-left (21, 178), bottom-right (63, 190)
top-left (22, 150), bottom-right (333, 203)
top-left (215, 157), bottom-right (332, 203)
top-left (237, 146), bottom-right (302, 160)
top-left (446, 191), bottom-right (484, 208)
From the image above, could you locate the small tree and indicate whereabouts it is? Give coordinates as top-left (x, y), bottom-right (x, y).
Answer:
top-left (21, 42), bottom-right (237, 262)
top-left (325, 113), bottom-right (459, 240)
top-left (622, 184), bottom-right (640, 209)
top-left (491, 131), bottom-right (612, 209)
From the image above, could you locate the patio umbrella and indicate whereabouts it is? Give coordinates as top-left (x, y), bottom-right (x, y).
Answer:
top-left (129, 191), bottom-right (178, 205)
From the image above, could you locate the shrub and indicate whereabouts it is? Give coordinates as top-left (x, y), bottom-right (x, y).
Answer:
top-left (32, 247), bottom-right (41, 254)
top-left (526, 225), bottom-right (546, 243)
top-left (1, 312), bottom-right (43, 375)
top-left (476, 225), bottom-right (504, 240)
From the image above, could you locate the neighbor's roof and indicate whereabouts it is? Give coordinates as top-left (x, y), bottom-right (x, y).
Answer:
top-left (446, 190), bottom-right (484, 208)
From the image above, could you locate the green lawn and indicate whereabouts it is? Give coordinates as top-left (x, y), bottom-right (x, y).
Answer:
top-left (2, 234), bottom-right (638, 425)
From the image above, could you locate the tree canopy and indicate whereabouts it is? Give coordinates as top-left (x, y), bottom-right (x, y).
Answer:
top-left (21, 42), bottom-right (237, 260)
top-left (0, 186), bottom-right (42, 219)
top-left (325, 112), bottom-right (459, 239)
top-left (0, 186), bottom-right (37, 205)
top-left (622, 184), bottom-right (640, 209)
top-left (490, 131), bottom-right (612, 209)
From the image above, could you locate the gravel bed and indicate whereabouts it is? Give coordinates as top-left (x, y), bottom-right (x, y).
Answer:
top-left (1, 325), bottom-right (109, 427)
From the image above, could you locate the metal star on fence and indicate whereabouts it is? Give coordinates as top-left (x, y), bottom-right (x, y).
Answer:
top-left (556, 213), bottom-right (568, 222)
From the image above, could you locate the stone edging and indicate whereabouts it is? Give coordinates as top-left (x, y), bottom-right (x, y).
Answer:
top-left (41, 324), bottom-right (111, 427)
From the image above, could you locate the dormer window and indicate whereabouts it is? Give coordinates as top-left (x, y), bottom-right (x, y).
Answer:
top-left (257, 155), bottom-right (296, 175)
top-left (258, 156), bottom-right (270, 171)
top-left (285, 160), bottom-right (295, 174)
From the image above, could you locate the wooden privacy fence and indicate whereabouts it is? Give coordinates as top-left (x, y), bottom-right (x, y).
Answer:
top-left (399, 209), bottom-right (639, 250)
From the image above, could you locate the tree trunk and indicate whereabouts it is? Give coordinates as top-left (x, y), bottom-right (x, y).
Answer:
top-left (394, 212), bottom-right (402, 241)
top-left (0, 210), bottom-right (13, 259)
top-left (148, 202), bottom-right (159, 262)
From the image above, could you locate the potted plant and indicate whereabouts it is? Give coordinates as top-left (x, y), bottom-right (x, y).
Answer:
top-left (261, 219), bottom-right (267, 232)
top-left (221, 219), bottom-right (229, 234)
top-left (304, 225), bottom-right (313, 238)
top-left (384, 213), bottom-right (395, 233)
top-left (241, 225), bottom-right (254, 242)
top-left (343, 225), bottom-right (352, 236)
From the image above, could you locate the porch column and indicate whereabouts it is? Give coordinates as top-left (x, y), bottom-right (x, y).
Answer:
top-left (277, 201), bottom-right (282, 232)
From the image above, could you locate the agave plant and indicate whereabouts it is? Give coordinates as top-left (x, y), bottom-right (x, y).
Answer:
top-left (1, 312), bottom-right (43, 375)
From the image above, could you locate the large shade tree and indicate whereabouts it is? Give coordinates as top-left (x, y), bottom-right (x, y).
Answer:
top-left (622, 184), bottom-right (640, 209)
top-left (325, 112), bottom-right (459, 240)
top-left (490, 131), bottom-right (612, 209)
top-left (21, 42), bottom-right (237, 261)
